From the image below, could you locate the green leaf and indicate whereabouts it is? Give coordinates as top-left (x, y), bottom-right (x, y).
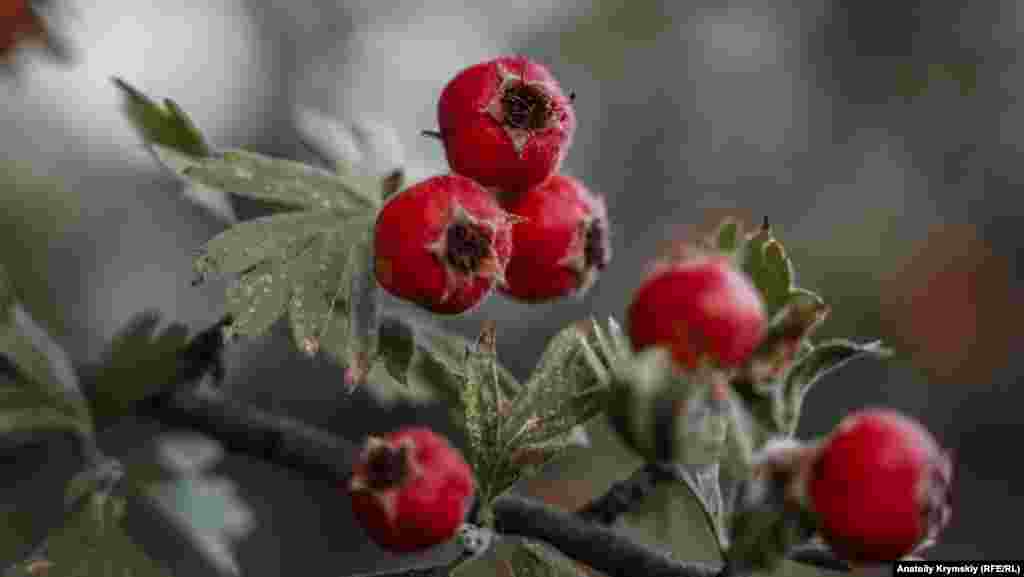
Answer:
top-left (286, 231), bottom-right (352, 358)
top-left (0, 309), bottom-right (93, 437)
top-left (0, 403), bottom-right (90, 439)
top-left (223, 260), bottom-right (292, 340)
top-left (0, 265), bottom-right (13, 321)
top-left (741, 227), bottom-right (795, 317)
top-left (513, 539), bottom-right (589, 577)
top-left (345, 233), bottom-right (380, 389)
top-left (411, 320), bottom-right (521, 401)
top-left (376, 317), bottom-right (416, 385)
top-left (88, 312), bottom-right (190, 426)
top-left (194, 210), bottom-right (346, 280)
top-left (604, 348), bottom-right (676, 463)
top-left (785, 339), bottom-right (892, 398)
top-left (508, 324), bottom-right (609, 447)
top-left (28, 491), bottom-right (174, 577)
top-left (620, 475), bottom-right (722, 563)
top-left (780, 339), bottom-right (892, 435)
top-left (114, 78), bottom-right (212, 158)
top-left (713, 217), bottom-right (741, 253)
top-left (153, 145), bottom-right (379, 214)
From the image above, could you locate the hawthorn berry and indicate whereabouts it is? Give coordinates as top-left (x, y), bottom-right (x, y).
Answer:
top-left (627, 254), bottom-right (766, 370)
top-left (437, 55), bottom-right (576, 194)
top-left (807, 409), bottom-right (953, 564)
top-left (373, 174), bottom-right (516, 315)
top-left (499, 174), bottom-right (611, 302)
top-left (0, 0), bottom-right (44, 61)
top-left (349, 427), bottom-right (475, 553)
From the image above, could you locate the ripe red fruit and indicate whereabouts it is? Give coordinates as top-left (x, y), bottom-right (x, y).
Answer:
top-left (437, 55), bottom-right (576, 194)
top-left (374, 174), bottom-right (516, 315)
top-left (499, 175), bottom-right (611, 302)
top-left (627, 254), bottom-right (766, 370)
top-left (808, 409), bottom-right (953, 564)
top-left (0, 0), bottom-right (44, 61)
top-left (349, 427), bottom-right (475, 553)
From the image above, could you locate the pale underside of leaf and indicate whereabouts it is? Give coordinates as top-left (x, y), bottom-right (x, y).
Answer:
top-left (153, 146), bottom-right (379, 214)
top-left (194, 210), bottom-right (351, 279)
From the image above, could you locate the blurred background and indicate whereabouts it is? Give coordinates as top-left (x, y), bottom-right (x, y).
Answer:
top-left (1, 0), bottom-right (1021, 575)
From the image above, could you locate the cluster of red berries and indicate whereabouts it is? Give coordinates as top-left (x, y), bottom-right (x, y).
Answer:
top-left (363, 58), bottom-right (953, 564)
top-left (624, 254), bottom-right (953, 563)
top-left (374, 56), bottom-right (611, 315)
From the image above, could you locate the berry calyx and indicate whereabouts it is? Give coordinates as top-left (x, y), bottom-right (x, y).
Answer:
top-left (499, 175), bottom-right (611, 302)
top-left (627, 253), bottom-right (766, 370)
top-left (807, 409), bottom-right (953, 564)
top-left (349, 427), bottom-right (475, 553)
top-left (374, 174), bottom-right (516, 315)
top-left (437, 55), bottom-right (576, 194)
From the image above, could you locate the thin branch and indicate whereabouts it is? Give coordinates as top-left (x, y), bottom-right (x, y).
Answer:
top-left (493, 495), bottom-right (723, 577)
top-left (140, 385), bottom-right (357, 484)
top-left (786, 543), bottom-right (850, 572)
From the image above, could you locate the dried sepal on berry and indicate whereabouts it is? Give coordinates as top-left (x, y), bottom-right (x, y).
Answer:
top-left (437, 56), bottom-right (576, 194)
top-left (374, 174), bottom-right (517, 315)
top-left (349, 427), bottom-right (475, 553)
top-left (500, 175), bottom-right (611, 303)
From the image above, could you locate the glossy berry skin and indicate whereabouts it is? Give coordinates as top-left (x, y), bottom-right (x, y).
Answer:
top-left (438, 55), bottom-right (576, 194)
top-left (499, 175), bottom-right (611, 302)
top-left (627, 255), bottom-right (766, 370)
top-left (349, 427), bottom-right (475, 553)
top-left (808, 409), bottom-right (953, 564)
top-left (374, 174), bottom-right (515, 315)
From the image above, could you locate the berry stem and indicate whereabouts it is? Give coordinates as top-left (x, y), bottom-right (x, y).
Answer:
top-left (421, 129), bottom-right (443, 140)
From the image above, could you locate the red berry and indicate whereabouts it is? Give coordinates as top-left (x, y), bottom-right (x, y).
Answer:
top-left (499, 175), bottom-right (611, 302)
top-left (349, 427), bottom-right (475, 553)
top-left (808, 409), bottom-right (954, 564)
top-left (437, 55), bottom-right (576, 194)
top-left (627, 254), bottom-right (766, 370)
top-left (374, 174), bottom-right (515, 315)
top-left (0, 0), bottom-right (44, 61)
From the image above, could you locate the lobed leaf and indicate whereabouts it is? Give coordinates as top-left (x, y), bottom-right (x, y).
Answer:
top-left (154, 145), bottom-right (379, 214)
top-left (194, 210), bottom-right (347, 280)
top-left (223, 260), bottom-right (292, 340)
top-left (508, 324), bottom-right (609, 447)
top-left (286, 232), bottom-right (352, 360)
top-left (114, 77), bottom-right (212, 158)
top-left (88, 311), bottom-right (190, 426)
